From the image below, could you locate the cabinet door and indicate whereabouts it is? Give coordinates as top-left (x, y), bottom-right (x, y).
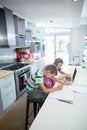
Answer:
top-left (18, 36), bottom-right (25, 46)
top-left (14, 15), bottom-right (25, 46)
top-left (25, 30), bottom-right (32, 41)
top-left (30, 42), bottom-right (35, 52)
top-left (18, 18), bottom-right (25, 35)
top-left (0, 74), bottom-right (16, 110)
top-left (14, 15), bottom-right (25, 35)
top-left (1, 85), bottom-right (16, 110)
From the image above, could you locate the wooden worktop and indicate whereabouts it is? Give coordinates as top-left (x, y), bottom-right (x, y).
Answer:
top-left (0, 70), bottom-right (14, 79)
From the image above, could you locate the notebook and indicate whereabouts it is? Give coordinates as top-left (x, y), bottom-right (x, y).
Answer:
top-left (65, 68), bottom-right (77, 82)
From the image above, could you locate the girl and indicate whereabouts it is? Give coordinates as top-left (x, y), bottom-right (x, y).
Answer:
top-left (44, 58), bottom-right (71, 88)
top-left (54, 58), bottom-right (70, 78)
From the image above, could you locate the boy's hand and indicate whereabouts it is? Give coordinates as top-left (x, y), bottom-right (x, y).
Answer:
top-left (63, 81), bottom-right (72, 86)
top-left (56, 85), bottom-right (63, 90)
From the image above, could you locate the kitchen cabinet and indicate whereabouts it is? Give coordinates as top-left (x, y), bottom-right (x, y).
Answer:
top-left (0, 73), bottom-right (16, 114)
top-left (30, 42), bottom-right (35, 52)
top-left (30, 36), bottom-right (42, 58)
top-left (30, 41), bottom-right (41, 54)
top-left (14, 15), bottom-right (25, 46)
top-left (25, 29), bottom-right (32, 47)
top-left (0, 7), bottom-right (16, 47)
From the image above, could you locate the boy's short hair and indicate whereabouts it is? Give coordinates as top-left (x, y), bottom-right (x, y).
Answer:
top-left (44, 64), bottom-right (57, 75)
top-left (54, 58), bottom-right (63, 66)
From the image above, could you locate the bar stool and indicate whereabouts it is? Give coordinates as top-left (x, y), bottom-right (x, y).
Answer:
top-left (25, 88), bottom-right (48, 130)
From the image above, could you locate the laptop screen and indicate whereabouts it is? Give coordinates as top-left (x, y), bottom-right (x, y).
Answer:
top-left (72, 68), bottom-right (77, 82)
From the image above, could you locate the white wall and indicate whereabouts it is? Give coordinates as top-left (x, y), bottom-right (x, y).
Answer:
top-left (70, 25), bottom-right (87, 64)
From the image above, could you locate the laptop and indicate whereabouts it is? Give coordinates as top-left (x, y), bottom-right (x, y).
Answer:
top-left (65, 68), bottom-right (77, 82)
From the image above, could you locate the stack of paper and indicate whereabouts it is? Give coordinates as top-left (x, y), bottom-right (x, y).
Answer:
top-left (48, 84), bottom-right (74, 103)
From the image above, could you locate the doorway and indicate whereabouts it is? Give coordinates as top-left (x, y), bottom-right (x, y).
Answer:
top-left (55, 35), bottom-right (70, 64)
top-left (42, 35), bottom-right (55, 64)
top-left (42, 34), bottom-right (70, 65)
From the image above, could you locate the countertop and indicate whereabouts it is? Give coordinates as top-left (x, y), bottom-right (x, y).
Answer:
top-left (0, 57), bottom-right (45, 79)
top-left (0, 70), bottom-right (14, 79)
top-left (19, 57), bottom-right (45, 64)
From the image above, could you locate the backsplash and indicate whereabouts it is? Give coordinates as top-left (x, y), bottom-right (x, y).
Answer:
top-left (0, 48), bottom-right (16, 63)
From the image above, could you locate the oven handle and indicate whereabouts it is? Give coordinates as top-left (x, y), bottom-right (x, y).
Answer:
top-left (17, 70), bottom-right (31, 77)
top-left (19, 74), bottom-right (25, 77)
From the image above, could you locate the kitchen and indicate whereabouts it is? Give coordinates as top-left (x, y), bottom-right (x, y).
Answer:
top-left (0, 5), bottom-right (45, 116)
top-left (0, 0), bottom-right (87, 130)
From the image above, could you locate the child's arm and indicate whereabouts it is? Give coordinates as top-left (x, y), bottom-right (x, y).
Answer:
top-left (39, 83), bottom-right (63, 94)
top-left (51, 76), bottom-right (71, 86)
top-left (60, 70), bottom-right (71, 78)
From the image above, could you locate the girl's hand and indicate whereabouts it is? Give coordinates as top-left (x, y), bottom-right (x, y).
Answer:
top-left (59, 74), bottom-right (71, 79)
top-left (65, 74), bottom-right (71, 78)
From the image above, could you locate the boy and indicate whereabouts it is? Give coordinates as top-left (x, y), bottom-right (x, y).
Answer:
top-left (26, 64), bottom-right (63, 95)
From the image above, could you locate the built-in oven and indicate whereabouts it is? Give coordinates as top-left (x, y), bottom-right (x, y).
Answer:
top-left (1, 63), bottom-right (31, 98)
top-left (14, 66), bottom-right (31, 98)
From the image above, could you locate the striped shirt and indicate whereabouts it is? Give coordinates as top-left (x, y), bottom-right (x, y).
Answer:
top-left (26, 69), bottom-right (44, 91)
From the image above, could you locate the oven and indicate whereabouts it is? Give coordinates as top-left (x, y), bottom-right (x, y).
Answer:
top-left (15, 66), bottom-right (31, 98)
top-left (1, 63), bottom-right (31, 98)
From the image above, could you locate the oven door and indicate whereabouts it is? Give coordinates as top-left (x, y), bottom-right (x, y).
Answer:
top-left (18, 70), bottom-right (30, 95)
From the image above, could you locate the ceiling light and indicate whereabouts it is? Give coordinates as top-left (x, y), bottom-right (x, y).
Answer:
top-left (73, 0), bottom-right (77, 2)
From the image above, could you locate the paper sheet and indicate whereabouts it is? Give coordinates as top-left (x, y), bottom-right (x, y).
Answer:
top-left (48, 84), bottom-right (74, 103)
top-left (74, 82), bottom-right (87, 87)
top-left (73, 82), bottom-right (87, 94)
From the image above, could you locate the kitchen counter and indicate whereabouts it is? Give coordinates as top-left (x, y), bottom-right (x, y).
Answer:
top-left (20, 57), bottom-right (45, 65)
top-left (0, 70), bottom-right (14, 79)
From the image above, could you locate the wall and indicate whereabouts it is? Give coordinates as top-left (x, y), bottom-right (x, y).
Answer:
top-left (0, 48), bottom-right (16, 63)
top-left (70, 25), bottom-right (87, 64)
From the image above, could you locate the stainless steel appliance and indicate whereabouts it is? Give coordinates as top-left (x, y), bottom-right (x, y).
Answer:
top-left (0, 63), bottom-right (31, 98)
